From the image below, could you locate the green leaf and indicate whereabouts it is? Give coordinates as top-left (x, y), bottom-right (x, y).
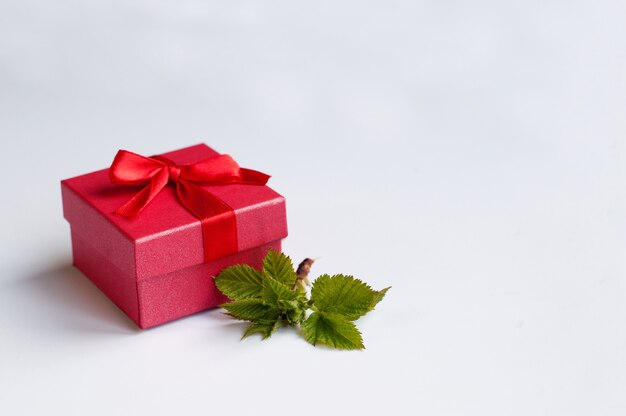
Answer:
top-left (285, 307), bottom-right (306, 325)
top-left (214, 264), bottom-right (264, 300)
top-left (222, 299), bottom-right (278, 322)
top-left (281, 298), bottom-right (308, 325)
top-left (243, 319), bottom-right (282, 340)
top-left (370, 286), bottom-right (390, 310)
top-left (263, 249), bottom-right (297, 286)
top-left (301, 312), bottom-right (364, 350)
top-left (311, 274), bottom-right (389, 320)
top-left (262, 276), bottom-right (297, 305)
top-left (215, 252), bottom-right (389, 349)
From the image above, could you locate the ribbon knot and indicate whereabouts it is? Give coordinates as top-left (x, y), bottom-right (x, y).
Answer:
top-left (167, 164), bottom-right (181, 182)
top-left (151, 154), bottom-right (182, 182)
top-left (109, 149), bottom-right (270, 261)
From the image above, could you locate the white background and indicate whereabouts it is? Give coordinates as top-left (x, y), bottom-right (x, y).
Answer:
top-left (1, 1), bottom-right (626, 415)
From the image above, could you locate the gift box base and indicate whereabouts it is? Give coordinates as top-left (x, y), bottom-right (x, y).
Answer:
top-left (71, 230), bottom-right (281, 329)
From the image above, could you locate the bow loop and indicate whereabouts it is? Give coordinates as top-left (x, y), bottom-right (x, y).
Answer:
top-left (179, 154), bottom-right (242, 183)
top-left (110, 150), bottom-right (167, 184)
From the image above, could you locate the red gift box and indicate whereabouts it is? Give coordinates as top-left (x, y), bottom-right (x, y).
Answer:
top-left (61, 144), bottom-right (288, 328)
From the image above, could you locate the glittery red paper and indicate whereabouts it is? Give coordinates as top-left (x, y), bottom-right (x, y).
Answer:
top-left (61, 144), bottom-right (288, 328)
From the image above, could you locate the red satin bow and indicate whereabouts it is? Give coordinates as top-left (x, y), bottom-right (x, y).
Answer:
top-left (109, 150), bottom-right (270, 262)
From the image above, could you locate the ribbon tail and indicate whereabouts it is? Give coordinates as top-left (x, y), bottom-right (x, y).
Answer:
top-left (175, 179), bottom-right (238, 261)
top-left (115, 168), bottom-right (169, 217)
top-left (239, 168), bottom-right (270, 185)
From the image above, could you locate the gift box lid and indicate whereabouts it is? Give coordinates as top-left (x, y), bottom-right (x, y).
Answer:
top-left (61, 144), bottom-right (288, 281)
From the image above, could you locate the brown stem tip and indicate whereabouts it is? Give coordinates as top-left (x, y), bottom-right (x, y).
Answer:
top-left (296, 258), bottom-right (315, 286)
